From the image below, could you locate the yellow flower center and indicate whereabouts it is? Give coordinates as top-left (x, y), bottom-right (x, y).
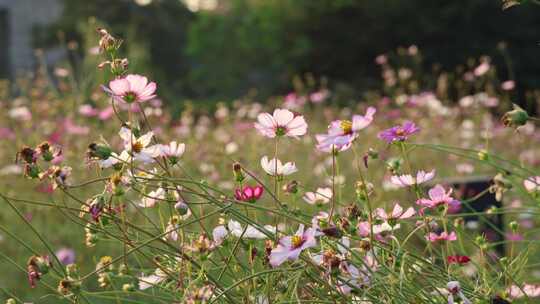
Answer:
top-left (291, 235), bottom-right (304, 248)
top-left (394, 128), bottom-right (405, 136)
top-left (132, 141), bottom-right (143, 153)
top-left (340, 120), bottom-right (352, 134)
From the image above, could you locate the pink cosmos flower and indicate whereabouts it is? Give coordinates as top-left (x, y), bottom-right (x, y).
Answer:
top-left (79, 104), bottom-right (99, 117)
top-left (378, 121), bottom-right (420, 143)
top-left (524, 176), bottom-right (540, 193)
top-left (374, 203), bottom-right (415, 221)
top-left (416, 184), bottom-right (459, 209)
top-left (507, 284), bottom-right (540, 299)
top-left (55, 248), bottom-right (75, 265)
top-left (390, 170), bottom-right (435, 187)
top-left (269, 224), bottom-right (317, 267)
top-left (255, 108), bottom-right (307, 138)
top-left (105, 74), bottom-right (157, 103)
top-left (234, 185), bottom-right (264, 203)
top-left (501, 80), bottom-right (515, 91)
top-left (474, 61), bottom-right (490, 76)
top-left (316, 107), bottom-right (376, 152)
top-left (303, 187), bottom-right (332, 205)
top-left (426, 231), bottom-right (457, 243)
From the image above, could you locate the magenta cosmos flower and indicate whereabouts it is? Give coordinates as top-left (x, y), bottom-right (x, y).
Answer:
top-left (269, 224), bottom-right (317, 267)
top-left (316, 107), bottom-right (376, 152)
top-left (105, 74), bottom-right (157, 103)
top-left (234, 185), bottom-right (264, 203)
top-left (378, 121), bottom-right (420, 143)
top-left (255, 108), bottom-right (307, 138)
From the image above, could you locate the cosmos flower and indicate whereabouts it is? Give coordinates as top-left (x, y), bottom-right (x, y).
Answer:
top-left (506, 284), bottom-right (540, 299)
top-left (139, 268), bottom-right (167, 290)
top-left (303, 187), bottom-right (332, 205)
top-left (99, 150), bottom-right (131, 168)
top-left (227, 220), bottom-right (274, 239)
top-left (378, 121), bottom-right (420, 143)
top-left (269, 224), bottom-right (317, 267)
top-left (315, 107), bottom-right (376, 152)
top-left (446, 281), bottom-right (472, 304)
top-left (416, 184), bottom-right (460, 209)
top-left (118, 127), bottom-right (159, 163)
top-left (254, 108), bottom-right (307, 138)
top-left (425, 231), bottom-right (457, 243)
top-left (234, 185), bottom-right (264, 203)
top-left (523, 176), bottom-right (540, 193)
top-left (447, 255), bottom-right (471, 265)
top-left (139, 188), bottom-right (166, 208)
top-left (105, 74), bottom-right (157, 103)
top-left (390, 170), bottom-right (435, 187)
top-left (374, 203), bottom-right (415, 221)
top-left (55, 248), bottom-right (75, 265)
top-left (260, 156), bottom-right (298, 177)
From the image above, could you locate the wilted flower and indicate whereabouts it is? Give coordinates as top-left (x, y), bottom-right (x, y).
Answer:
top-left (255, 108), bottom-right (307, 138)
top-left (27, 255), bottom-right (52, 288)
top-left (269, 224), bottom-right (317, 267)
top-left (446, 281), bottom-right (471, 304)
top-left (105, 74), bottom-right (157, 104)
top-left (378, 121), bottom-right (420, 143)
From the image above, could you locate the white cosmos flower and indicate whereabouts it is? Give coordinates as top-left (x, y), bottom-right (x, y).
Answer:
top-left (303, 187), bottom-right (332, 205)
top-left (260, 156), bottom-right (298, 177)
top-left (99, 150), bottom-right (131, 168)
top-left (118, 127), bottom-right (159, 163)
top-left (139, 188), bottom-right (166, 208)
top-left (227, 220), bottom-right (274, 239)
top-left (138, 268), bottom-right (167, 290)
top-left (255, 108), bottom-right (307, 138)
top-left (156, 141), bottom-right (186, 158)
top-left (390, 169), bottom-right (435, 187)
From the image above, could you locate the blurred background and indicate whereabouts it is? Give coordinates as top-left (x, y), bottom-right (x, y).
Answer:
top-left (1, 0), bottom-right (539, 106)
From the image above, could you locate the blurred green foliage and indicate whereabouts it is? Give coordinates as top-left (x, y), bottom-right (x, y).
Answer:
top-left (39, 0), bottom-right (540, 101)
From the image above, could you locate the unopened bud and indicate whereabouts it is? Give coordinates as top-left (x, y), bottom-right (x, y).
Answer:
top-left (502, 104), bottom-right (529, 128)
top-left (232, 163), bottom-right (245, 182)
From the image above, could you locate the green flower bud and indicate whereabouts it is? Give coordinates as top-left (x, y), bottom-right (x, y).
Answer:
top-left (502, 104), bottom-right (529, 128)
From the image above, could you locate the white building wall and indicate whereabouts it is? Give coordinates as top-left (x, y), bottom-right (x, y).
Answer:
top-left (0, 0), bottom-right (62, 75)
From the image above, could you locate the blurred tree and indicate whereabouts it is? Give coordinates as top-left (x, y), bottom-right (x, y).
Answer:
top-left (187, 0), bottom-right (540, 100)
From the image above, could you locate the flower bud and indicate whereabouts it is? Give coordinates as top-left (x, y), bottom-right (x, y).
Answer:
top-left (502, 104), bottom-right (529, 128)
top-left (123, 283), bottom-right (135, 292)
top-left (477, 149), bottom-right (489, 161)
top-left (175, 201), bottom-right (189, 215)
top-left (509, 221), bottom-right (519, 232)
top-left (232, 162), bottom-right (245, 182)
top-left (283, 180), bottom-right (298, 194)
top-left (6, 299), bottom-right (16, 304)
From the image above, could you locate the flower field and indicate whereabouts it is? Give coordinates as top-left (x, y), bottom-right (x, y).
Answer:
top-left (0, 28), bottom-right (540, 304)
